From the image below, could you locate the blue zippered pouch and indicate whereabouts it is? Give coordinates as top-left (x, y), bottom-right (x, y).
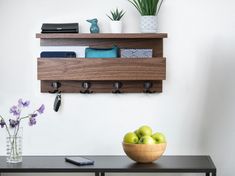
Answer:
top-left (85, 46), bottom-right (118, 58)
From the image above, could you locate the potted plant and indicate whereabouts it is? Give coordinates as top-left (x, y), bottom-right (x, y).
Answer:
top-left (128, 0), bottom-right (164, 33)
top-left (107, 8), bottom-right (125, 33)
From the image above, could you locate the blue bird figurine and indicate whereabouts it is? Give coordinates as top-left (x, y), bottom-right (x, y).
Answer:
top-left (87, 18), bottom-right (100, 33)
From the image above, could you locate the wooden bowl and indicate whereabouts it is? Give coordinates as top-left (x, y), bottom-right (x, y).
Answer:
top-left (122, 142), bottom-right (167, 163)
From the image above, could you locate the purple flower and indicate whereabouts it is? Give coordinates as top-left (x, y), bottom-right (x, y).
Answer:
top-left (31, 113), bottom-right (38, 118)
top-left (5, 99), bottom-right (45, 129)
top-left (10, 106), bottom-right (21, 117)
top-left (37, 104), bottom-right (45, 114)
top-left (29, 116), bottom-right (36, 126)
top-left (0, 119), bottom-right (5, 128)
top-left (9, 119), bottom-right (19, 128)
top-left (18, 99), bottom-right (30, 108)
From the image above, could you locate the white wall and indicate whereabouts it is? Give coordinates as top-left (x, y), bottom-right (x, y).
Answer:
top-left (0, 0), bottom-right (235, 176)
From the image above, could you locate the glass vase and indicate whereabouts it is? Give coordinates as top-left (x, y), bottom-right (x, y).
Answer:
top-left (6, 128), bottom-right (23, 163)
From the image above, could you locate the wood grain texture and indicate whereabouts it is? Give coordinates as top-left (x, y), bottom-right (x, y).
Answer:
top-left (40, 80), bottom-right (162, 93)
top-left (122, 143), bottom-right (167, 163)
top-left (38, 58), bottom-right (166, 81)
top-left (36, 33), bottom-right (168, 39)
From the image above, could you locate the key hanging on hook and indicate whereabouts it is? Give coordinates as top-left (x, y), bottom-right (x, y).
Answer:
top-left (48, 81), bottom-right (62, 112)
top-left (54, 91), bottom-right (61, 112)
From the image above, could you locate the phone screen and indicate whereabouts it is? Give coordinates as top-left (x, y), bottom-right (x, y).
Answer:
top-left (65, 157), bottom-right (94, 166)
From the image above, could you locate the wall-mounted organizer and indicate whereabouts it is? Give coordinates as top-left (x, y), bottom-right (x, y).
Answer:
top-left (36, 33), bottom-right (167, 94)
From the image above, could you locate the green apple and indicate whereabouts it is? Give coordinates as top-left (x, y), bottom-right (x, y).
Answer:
top-left (152, 132), bottom-right (166, 143)
top-left (123, 132), bottom-right (139, 144)
top-left (134, 129), bottom-right (141, 138)
top-left (138, 136), bottom-right (156, 144)
top-left (138, 125), bottom-right (152, 137)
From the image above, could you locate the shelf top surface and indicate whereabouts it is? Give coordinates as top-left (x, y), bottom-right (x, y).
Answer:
top-left (36, 33), bottom-right (168, 39)
top-left (37, 57), bottom-right (165, 60)
top-left (0, 155), bottom-right (215, 172)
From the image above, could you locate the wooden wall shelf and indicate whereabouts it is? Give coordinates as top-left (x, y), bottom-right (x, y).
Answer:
top-left (38, 58), bottom-right (166, 81)
top-left (36, 33), bottom-right (168, 39)
top-left (36, 33), bottom-right (167, 93)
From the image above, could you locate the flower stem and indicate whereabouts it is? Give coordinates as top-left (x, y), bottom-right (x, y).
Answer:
top-left (1, 115), bottom-right (21, 161)
top-left (19, 115), bottom-right (30, 120)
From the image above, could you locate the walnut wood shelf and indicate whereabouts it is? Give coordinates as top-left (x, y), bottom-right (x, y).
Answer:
top-left (36, 33), bottom-right (168, 39)
top-left (36, 33), bottom-right (167, 93)
top-left (38, 58), bottom-right (166, 81)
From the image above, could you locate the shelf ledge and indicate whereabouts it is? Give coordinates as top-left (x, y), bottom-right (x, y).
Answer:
top-left (36, 33), bottom-right (168, 39)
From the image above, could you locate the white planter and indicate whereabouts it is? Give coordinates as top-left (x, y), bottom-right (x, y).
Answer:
top-left (109, 21), bottom-right (122, 33)
top-left (141, 16), bottom-right (158, 33)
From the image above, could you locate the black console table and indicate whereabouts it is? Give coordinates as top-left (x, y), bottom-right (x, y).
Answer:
top-left (0, 155), bottom-right (216, 176)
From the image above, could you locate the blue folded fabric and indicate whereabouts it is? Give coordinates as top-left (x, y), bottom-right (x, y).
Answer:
top-left (85, 46), bottom-right (118, 58)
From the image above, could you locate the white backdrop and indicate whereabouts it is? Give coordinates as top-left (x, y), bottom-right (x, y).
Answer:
top-left (0, 0), bottom-right (235, 176)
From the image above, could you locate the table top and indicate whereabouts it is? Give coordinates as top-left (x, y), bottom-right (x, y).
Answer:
top-left (0, 155), bottom-right (216, 173)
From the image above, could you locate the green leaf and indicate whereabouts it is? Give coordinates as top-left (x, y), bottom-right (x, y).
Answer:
top-left (107, 14), bottom-right (114, 21)
top-left (107, 8), bottom-right (126, 21)
top-left (128, 0), bottom-right (163, 16)
top-left (118, 11), bottom-right (126, 20)
top-left (151, 0), bottom-right (157, 15)
top-left (139, 0), bottom-right (146, 15)
top-left (156, 0), bottom-right (164, 15)
top-left (149, 0), bottom-right (153, 15)
top-left (128, 0), bottom-right (143, 15)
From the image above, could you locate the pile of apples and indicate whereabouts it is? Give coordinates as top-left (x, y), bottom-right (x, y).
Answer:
top-left (123, 125), bottom-right (166, 144)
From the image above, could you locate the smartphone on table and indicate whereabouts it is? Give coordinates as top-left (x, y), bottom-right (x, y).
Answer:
top-left (65, 157), bottom-right (94, 166)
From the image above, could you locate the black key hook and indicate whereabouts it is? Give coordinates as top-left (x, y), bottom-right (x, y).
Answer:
top-left (80, 82), bottom-right (93, 94)
top-left (112, 81), bottom-right (123, 94)
top-left (49, 82), bottom-right (61, 94)
top-left (143, 81), bottom-right (156, 93)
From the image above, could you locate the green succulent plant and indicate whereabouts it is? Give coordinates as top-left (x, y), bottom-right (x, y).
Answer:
top-left (107, 8), bottom-right (126, 21)
top-left (128, 0), bottom-right (164, 16)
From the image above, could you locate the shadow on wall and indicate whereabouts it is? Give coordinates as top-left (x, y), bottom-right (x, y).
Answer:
top-left (199, 36), bottom-right (235, 176)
